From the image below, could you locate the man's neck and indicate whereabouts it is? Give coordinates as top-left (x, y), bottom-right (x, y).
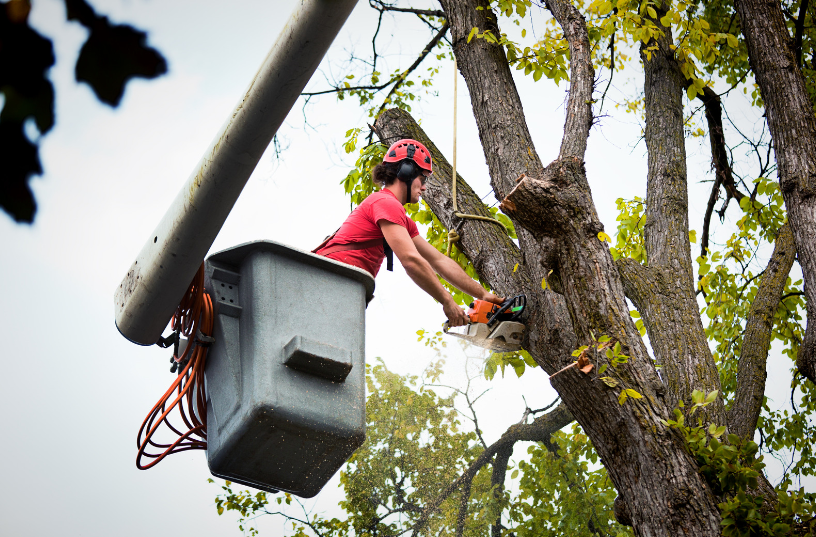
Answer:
top-left (385, 183), bottom-right (408, 204)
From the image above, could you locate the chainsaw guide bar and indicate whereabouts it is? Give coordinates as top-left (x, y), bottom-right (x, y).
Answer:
top-left (444, 321), bottom-right (526, 352)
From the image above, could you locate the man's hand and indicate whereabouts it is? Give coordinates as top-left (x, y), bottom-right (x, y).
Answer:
top-left (444, 299), bottom-right (469, 327)
top-left (480, 292), bottom-right (505, 305)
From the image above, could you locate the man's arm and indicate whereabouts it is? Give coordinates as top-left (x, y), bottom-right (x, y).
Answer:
top-left (412, 235), bottom-right (504, 305)
top-left (379, 221), bottom-right (470, 326)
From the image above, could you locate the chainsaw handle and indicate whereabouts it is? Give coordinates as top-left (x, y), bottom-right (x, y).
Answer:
top-left (486, 294), bottom-right (526, 327)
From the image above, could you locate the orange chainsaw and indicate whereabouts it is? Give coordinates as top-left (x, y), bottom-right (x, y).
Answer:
top-left (444, 295), bottom-right (527, 352)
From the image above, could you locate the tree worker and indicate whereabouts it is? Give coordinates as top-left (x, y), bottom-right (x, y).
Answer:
top-left (314, 139), bottom-right (503, 327)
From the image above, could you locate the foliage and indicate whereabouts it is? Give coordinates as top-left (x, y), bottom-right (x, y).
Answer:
top-left (663, 390), bottom-right (816, 536)
top-left (509, 424), bottom-right (634, 537)
top-left (609, 197), bottom-right (647, 264)
top-left (1, 0), bottom-right (166, 223)
top-left (483, 349), bottom-right (537, 380)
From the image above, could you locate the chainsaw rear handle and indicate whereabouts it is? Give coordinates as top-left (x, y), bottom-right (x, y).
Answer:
top-left (486, 294), bottom-right (526, 327)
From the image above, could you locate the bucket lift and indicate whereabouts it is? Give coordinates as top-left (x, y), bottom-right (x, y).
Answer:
top-left (204, 241), bottom-right (373, 496)
top-left (114, 0), bottom-right (368, 497)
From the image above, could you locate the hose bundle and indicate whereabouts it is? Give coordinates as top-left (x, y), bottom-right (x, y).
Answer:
top-left (136, 263), bottom-right (213, 470)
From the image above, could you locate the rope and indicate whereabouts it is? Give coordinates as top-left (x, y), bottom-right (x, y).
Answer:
top-left (447, 57), bottom-right (508, 257)
top-left (136, 263), bottom-right (213, 470)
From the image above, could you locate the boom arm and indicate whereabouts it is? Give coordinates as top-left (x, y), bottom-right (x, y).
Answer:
top-left (114, 0), bottom-right (359, 345)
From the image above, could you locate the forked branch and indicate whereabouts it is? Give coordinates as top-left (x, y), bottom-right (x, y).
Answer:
top-left (407, 403), bottom-right (574, 537)
top-left (543, 0), bottom-right (594, 160)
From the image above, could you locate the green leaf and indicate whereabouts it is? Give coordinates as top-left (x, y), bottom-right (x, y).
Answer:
top-left (624, 388), bottom-right (642, 400)
top-left (600, 376), bottom-right (618, 387)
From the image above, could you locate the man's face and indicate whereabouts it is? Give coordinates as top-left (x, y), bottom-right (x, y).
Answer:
top-left (410, 171), bottom-right (430, 204)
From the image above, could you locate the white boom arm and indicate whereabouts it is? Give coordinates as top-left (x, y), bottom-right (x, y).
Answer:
top-left (114, 0), bottom-right (359, 345)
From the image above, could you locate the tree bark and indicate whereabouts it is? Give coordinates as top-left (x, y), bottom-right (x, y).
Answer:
top-left (428, 0), bottom-right (724, 534)
top-left (728, 224), bottom-right (797, 440)
top-left (734, 0), bottom-right (816, 384)
top-left (614, 12), bottom-right (726, 423)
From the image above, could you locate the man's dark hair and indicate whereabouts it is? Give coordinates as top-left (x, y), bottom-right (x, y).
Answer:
top-left (372, 161), bottom-right (400, 186)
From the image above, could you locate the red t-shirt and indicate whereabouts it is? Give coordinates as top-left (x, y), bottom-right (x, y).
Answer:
top-left (317, 189), bottom-right (419, 277)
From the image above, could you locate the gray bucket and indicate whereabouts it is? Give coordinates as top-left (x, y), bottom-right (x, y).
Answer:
top-left (203, 240), bottom-right (374, 497)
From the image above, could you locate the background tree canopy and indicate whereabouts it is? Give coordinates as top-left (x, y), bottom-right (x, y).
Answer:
top-left (211, 0), bottom-right (816, 535)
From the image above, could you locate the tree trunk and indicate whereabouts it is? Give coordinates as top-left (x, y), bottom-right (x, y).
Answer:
top-left (616, 9), bottom-right (725, 423)
top-left (382, 0), bottom-right (727, 534)
top-left (734, 0), bottom-right (816, 384)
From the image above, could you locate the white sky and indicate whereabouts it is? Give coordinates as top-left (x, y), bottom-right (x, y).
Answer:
top-left (0, 0), bottom-right (805, 535)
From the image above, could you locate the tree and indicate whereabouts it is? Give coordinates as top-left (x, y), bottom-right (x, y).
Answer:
top-left (213, 0), bottom-right (816, 534)
top-left (0, 0), bottom-right (166, 223)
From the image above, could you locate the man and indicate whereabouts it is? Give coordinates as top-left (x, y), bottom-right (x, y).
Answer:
top-left (315, 139), bottom-right (503, 326)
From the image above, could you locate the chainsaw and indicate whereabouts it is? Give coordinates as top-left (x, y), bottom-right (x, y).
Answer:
top-left (444, 295), bottom-right (527, 352)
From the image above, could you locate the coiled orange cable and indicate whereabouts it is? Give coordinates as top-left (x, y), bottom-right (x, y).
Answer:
top-left (136, 263), bottom-right (213, 470)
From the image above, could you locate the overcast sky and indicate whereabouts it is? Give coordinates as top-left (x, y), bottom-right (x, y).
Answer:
top-left (0, 1), bottom-right (804, 535)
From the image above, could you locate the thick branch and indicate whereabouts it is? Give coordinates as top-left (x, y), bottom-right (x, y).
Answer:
top-left (614, 10), bottom-right (725, 423)
top-left (543, 0), bottom-right (594, 160)
top-left (734, 0), bottom-right (816, 386)
top-left (454, 478), bottom-right (470, 537)
top-left (490, 444), bottom-right (513, 537)
top-left (409, 403), bottom-right (574, 537)
top-left (794, 0), bottom-right (809, 67)
top-left (728, 224), bottom-right (797, 439)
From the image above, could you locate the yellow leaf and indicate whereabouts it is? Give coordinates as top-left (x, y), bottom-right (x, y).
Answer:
top-left (598, 231), bottom-right (612, 243)
top-left (541, 276), bottom-right (548, 290)
top-left (513, 263), bottom-right (519, 273)
top-left (689, 229), bottom-right (697, 243)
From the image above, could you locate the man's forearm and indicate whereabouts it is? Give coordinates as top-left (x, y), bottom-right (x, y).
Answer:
top-left (403, 256), bottom-right (457, 306)
top-left (433, 255), bottom-right (489, 300)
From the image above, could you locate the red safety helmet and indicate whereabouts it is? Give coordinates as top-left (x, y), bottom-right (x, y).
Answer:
top-left (383, 139), bottom-right (433, 175)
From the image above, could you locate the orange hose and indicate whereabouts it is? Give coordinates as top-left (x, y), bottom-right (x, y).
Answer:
top-left (136, 264), bottom-right (213, 470)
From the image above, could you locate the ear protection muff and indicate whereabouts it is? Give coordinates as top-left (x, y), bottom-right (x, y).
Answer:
top-left (396, 158), bottom-right (419, 204)
top-left (397, 160), bottom-right (419, 181)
